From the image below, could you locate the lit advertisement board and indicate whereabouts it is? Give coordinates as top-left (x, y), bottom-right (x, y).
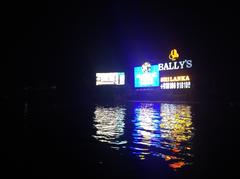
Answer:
top-left (134, 64), bottom-right (159, 88)
top-left (160, 75), bottom-right (191, 89)
top-left (96, 72), bottom-right (125, 86)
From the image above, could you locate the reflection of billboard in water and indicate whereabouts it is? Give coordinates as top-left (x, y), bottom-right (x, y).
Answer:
top-left (92, 106), bottom-right (127, 149)
top-left (96, 72), bottom-right (125, 86)
top-left (92, 102), bottom-right (194, 171)
top-left (130, 102), bottom-right (194, 170)
top-left (134, 65), bottom-right (159, 88)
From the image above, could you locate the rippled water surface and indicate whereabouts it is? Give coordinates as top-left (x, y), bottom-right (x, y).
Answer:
top-left (93, 102), bottom-right (194, 170)
top-left (5, 95), bottom-right (238, 179)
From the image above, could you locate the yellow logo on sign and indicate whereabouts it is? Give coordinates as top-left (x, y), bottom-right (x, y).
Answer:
top-left (169, 49), bottom-right (179, 61)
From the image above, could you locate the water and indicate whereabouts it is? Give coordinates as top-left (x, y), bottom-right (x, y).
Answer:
top-left (3, 94), bottom-right (239, 178)
top-left (93, 102), bottom-right (194, 171)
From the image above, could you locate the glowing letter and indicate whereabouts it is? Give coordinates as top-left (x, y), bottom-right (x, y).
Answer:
top-left (159, 63), bottom-right (164, 71)
top-left (179, 61), bottom-right (186, 69)
top-left (173, 61), bottom-right (179, 69)
top-left (164, 63), bottom-right (169, 70)
top-left (186, 60), bottom-right (192, 68)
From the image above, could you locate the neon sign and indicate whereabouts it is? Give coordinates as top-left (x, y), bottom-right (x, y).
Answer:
top-left (160, 75), bottom-right (190, 82)
top-left (158, 59), bottom-right (192, 71)
top-left (160, 75), bottom-right (191, 89)
top-left (160, 81), bottom-right (191, 89)
top-left (158, 49), bottom-right (192, 71)
top-left (169, 49), bottom-right (179, 61)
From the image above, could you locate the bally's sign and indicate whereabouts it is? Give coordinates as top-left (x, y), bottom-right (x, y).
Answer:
top-left (158, 49), bottom-right (192, 71)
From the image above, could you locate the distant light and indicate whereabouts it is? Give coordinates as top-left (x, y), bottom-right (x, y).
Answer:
top-left (169, 161), bottom-right (185, 169)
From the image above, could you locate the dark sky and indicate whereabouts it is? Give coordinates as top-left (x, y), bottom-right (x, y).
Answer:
top-left (4, 1), bottom-right (239, 99)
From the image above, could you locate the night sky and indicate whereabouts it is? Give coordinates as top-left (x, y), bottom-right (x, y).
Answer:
top-left (4, 1), bottom-right (239, 101)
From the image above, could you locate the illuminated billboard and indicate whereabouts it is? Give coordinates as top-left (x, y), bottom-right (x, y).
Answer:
top-left (157, 50), bottom-right (192, 89)
top-left (158, 49), bottom-right (192, 71)
top-left (134, 63), bottom-right (159, 88)
top-left (96, 72), bottom-right (125, 86)
top-left (160, 75), bottom-right (191, 89)
top-left (133, 50), bottom-right (192, 90)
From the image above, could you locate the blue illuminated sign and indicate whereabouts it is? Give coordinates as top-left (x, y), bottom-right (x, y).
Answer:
top-left (134, 65), bottom-right (160, 88)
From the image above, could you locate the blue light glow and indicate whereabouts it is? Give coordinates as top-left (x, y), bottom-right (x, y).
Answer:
top-left (134, 65), bottom-right (160, 88)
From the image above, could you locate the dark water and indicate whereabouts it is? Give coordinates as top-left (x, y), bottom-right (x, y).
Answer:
top-left (93, 103), bottom-right (194, 170)
top-left (2, 93), bottom-right (239, 178)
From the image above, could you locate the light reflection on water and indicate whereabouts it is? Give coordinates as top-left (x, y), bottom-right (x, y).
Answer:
top-left (131, 103), bottom-right (161, 159)
top-left (92, 106), bottom-right (127, 149)
top-left (131, 103), bottom-right (194, 170)
top-left (93, 102), bottom-right (194, 170)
